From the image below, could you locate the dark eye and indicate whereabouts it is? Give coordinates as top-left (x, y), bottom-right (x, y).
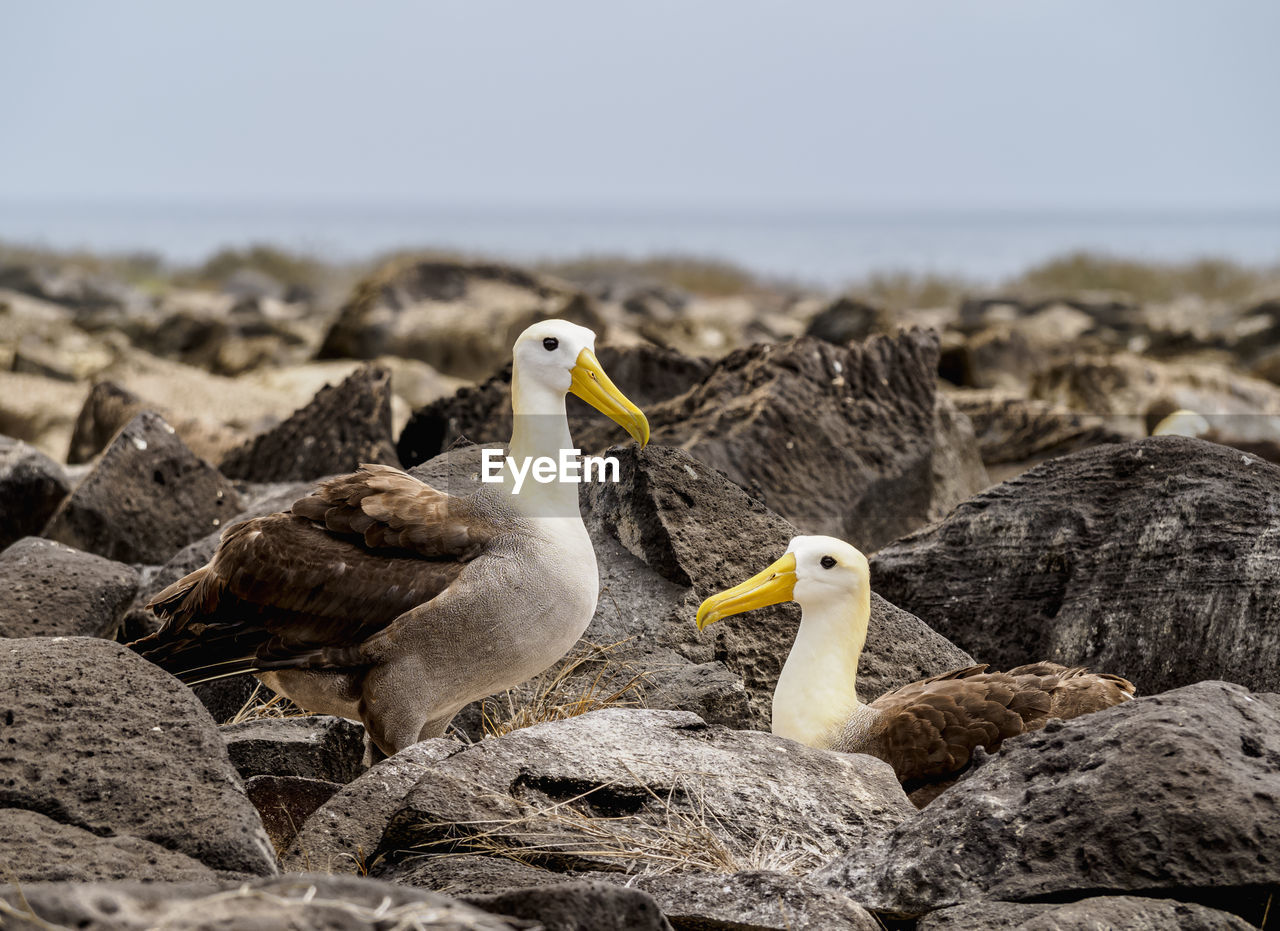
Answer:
top-left (543, 337), bottom-right (559, 351)
top-left (820, 556), bottom-right (837, 569)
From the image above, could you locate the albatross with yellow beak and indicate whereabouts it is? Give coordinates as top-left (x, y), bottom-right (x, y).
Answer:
top-left (132, 320), bottom-right (648, 761)
top-left (696, 535), bottom-right (1134, 805)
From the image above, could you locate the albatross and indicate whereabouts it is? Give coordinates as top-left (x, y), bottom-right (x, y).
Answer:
top-left (131, 319), bottom-right (649, 761)
top-left (695, 534), bottom-right (1135, 805)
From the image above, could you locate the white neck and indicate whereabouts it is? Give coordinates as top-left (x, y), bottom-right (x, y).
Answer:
top-left (771, 585), bottom-right (869, 749)
top-left (503, 369), bottom-right (581, 519)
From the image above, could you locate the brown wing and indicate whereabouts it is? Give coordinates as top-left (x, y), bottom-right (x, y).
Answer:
top-left (869, 666), bottom-right (1053, 788)
top-left (870, 662), bottom-right (1135, 792)
top-left (130, 464), bottom-right (495, 682)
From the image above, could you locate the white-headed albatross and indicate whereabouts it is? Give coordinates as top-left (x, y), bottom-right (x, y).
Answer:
top-left (695, 535), bottom-right (1135, 805)
top-left (132, 319), bottom-right (649, 761)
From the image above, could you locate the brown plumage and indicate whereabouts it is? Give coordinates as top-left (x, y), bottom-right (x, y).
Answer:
top-left (132, 464), bottom-right (495, 682)
top-left (852, 661), bottom-right (1135, 806)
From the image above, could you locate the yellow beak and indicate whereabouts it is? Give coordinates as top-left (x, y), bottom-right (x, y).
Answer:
top-left (695, 552), bottom-right (797, 631)
top-left (570, 347), bottom-right (650, 448)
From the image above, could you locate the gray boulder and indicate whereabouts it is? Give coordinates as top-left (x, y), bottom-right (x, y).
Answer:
top-left (0, 808), bottom-right (219, 883)
top-left (0, 536), bottom-right (138, 638)
top-left (816, 682), bottom-right (1280, 926)
top-left (373, 709), bottom-right (913, 878)
top-left (630, 871), bottom-right (881, 931)
top-left (577, 331), bottom-right (989, 553)
top-left (0, 875), bottom-right (525, 931)
top-left (466, 882), bottom-right (672, 931)
top-left (917, 896), bottom-right (1254, 930)
top-left (0, 637), bottom-right (277, 876)
top-left (219, 363), bottom-right (399, 482)
top-left (0, 436), bottom-right (69, 549)
top-left (282, 739), bottom-right (466, 874)
top-left (44, 410), bottom-right (242, 564)
top-left (872, 436), bottom-right (1280, 695)
top-left (223, 714), bottom-right (366, 784)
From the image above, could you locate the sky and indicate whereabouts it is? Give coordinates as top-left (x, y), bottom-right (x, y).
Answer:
top-left (3, 1), bottom-right (1279, 213)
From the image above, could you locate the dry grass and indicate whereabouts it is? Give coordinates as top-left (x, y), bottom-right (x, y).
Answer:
top-left (404, 768), bottom-right (834, 879)
top-left (845, 268), bottom-right (976, 310)
top-left (226, 682), bottom-right (312, 725)
top-left (475, 640), bottom-right (652, 740)
top-left (1009, 250), bottom-right (1280, 304)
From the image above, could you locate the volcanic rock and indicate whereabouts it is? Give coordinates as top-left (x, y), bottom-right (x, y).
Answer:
top-left (245, 775), bottom-right (342, 853)
top-left (578, 331), bottom-right (989, 552)
top-left (219, 363), bottom-right (399, 482)
top-left (44, 411), bottom-right (242, 564)
top-left (466, 882), bottom-right (672, 931)
top-left (372, 709), bottom-right (913, 876)
top-left (803, 295), bottom-right (883, 345)
top-left (0, 436), bottom-right (69, 548)
top-left (871, 436), bottom-right (1280, 694)
top-left (0, 537), bottom-right (138, 638)
top-left (816, 681), bottom-right (1280, 925)
top-left (224, 714), bottom-right (366, 784)
top-left (0, 875), bottom-right (526, 931)
top-left (917, 896), bottom-right (1254, 930)
top-left (0, 637), bottom-right (277, 876)
top-left (319, 257), bottom-right (602, 380)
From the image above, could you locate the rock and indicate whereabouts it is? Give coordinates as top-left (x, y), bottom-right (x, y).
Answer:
top-left (816, 682), bottom-right (1280, 925)
top-left (219, 364), bottom-right (400, 482)
top-left (0, 808), bottom-right (220, 883)
top-left (66, 378), bottom-right (246, 465)
top-left (949, 389), bottom-right (1134, 481)
top-left (871, 437), bottom-right (1280, 695)
top-left (578, 331), bottom-right (989, 552)
top-left (373, 709), bottom-right (913, 877)
top-left (584, 444), bottom-right (974, 724)
top-left (397, 342), bottom-right (711, 465)
top-left (0, 875), bottom-right (527, 931)
top-left (631, 871), bottom-right (881, 931)
top-left (282, 739), bottom-right (466, 873)
top-left (0, 369), bottom-right (87, 458)
top-left (917, 896), bottom-right (1255, 930)
top-left (466, 882), bottom-right (672, 931)
top-left (44, 411), bottom-right (243, 564)
top-left (0, 537), bottom-right (138, 638)
top-left (0, 436), bottom-right (69, 548)
top-left (803, 296), bottom-right (882, 345)
top-left (245, 775), bottom-right (342, 853)
top-left (0, 261), bottom-right (147, 316)
top-left (319, 257), bottom-right (602, 379)
top-left (223, 715), bottom-right (367, 784)
top-left (0, 637), bottom-right (277, 876)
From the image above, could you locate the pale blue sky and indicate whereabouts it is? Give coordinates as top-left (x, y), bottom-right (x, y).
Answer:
top-left (3, 1), bottom-right (1279, 212)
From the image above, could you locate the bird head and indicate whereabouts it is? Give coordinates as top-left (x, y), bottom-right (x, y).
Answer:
top-left (512, 319), bottom-right (649, 447)
top-left (695, 535), bottom-right (869, 631)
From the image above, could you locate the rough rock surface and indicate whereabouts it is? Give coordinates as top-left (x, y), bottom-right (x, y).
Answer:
top-left (871, 436), bottom-right (1280, 694)
top-left (319, 257), bottom-right (602, 380)
top-left (0, 435), bottom-right (69, 548)
top-left (219, 363), bottom-right (399, 482)
top-left (0, 809), bottom-right (219, 883)
top-left (245, 775), bottom-right (342, 853)
top-left (630, 871), bottom-right (881, 931)
top-left (917, 895), bottom-right (1255, 930)
top-left (584, 444), bottom-right (975, 723)
top-left (816, 682), bottom-right (1280, 925)
top-left (397, 342), bottom-right (712, 465)
top-left (0, 536), bottom-right (138, 638)
top-left (223, 714), bottom-right (366, 784)
top-left (0, 637), bottom-right (277, 876)
top-left (0, 875), bottom-right (527, 931)
top-left (283, 739), bottom-right (465, 873)
top-left (373, 709), bottom-right (913, 877)
top-left (578, 331), bottom-right (989, 552)
top-left (44, 410), bottom-right (242, 564)
top-left (466, 882), bottom-right (673, 931)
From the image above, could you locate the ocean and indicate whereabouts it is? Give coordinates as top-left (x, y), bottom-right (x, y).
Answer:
top-left (2, 201), bottom-right (1278, 288)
